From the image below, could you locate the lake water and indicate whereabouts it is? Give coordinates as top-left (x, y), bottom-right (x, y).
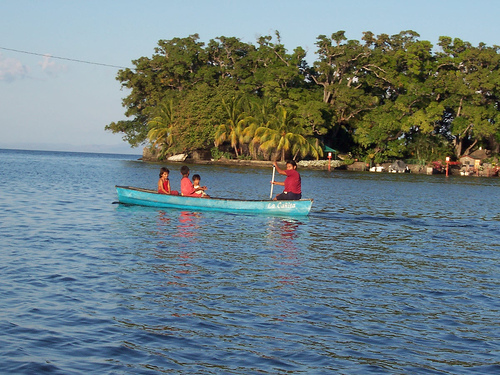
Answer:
top-left (0, 148), bottom-right (499, 374)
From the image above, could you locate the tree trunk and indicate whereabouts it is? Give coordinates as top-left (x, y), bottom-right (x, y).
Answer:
top-left (454, 138), bottom-right (462, 158)
top-left (463, 139), bottom-right (477, 156)
top-left (487, 135), bottom-right (500, 154)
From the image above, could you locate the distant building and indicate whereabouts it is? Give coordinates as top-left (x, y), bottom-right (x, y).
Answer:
top-left (459, 148), bottom-right (490, 176)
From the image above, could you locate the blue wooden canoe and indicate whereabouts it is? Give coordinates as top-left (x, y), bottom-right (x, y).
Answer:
top-left (115, 186), bottom-right (313, 216)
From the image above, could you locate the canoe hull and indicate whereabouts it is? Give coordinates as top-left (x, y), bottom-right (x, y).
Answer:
top-left (115, 186), bottom-right (312, 216)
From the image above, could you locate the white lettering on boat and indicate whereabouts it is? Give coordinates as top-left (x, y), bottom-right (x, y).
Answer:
top-left (267, 202), bottom-right (296, 209)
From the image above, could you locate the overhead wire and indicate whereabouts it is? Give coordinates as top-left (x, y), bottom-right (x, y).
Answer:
top-left (0, 46), bottom-right (130, 70)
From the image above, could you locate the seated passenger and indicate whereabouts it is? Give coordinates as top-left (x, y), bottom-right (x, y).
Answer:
top-left (158, 167), bottom-right (179, 195)
top-left (192, 174), bottom-right (209, 198)
top-left (180, 166), bottom-right (207, 198)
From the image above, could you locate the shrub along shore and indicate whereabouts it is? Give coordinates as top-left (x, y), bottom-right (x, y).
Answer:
top-left (141, 147), bottom-right (499, 176)
top-left (140, 153), bottom-right (463, 175)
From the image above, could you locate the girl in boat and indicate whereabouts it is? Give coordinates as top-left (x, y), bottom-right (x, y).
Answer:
top-left (158, 167), bottom-right (179, 195)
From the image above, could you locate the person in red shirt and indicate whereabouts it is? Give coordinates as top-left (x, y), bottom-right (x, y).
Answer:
top-left (157, 167), bottom-right (179, 195)
top-left (180, 165), bottom-right (208, 197)
top-left (271, 160), bottom-right (302, 200)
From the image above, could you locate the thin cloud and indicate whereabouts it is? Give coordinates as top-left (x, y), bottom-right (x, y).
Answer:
top-left (0, 53), bottom-right (29, 82)
top-left (38, 54), bottom-right (67, 76)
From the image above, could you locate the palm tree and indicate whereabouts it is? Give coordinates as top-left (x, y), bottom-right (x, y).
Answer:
top-left (252, 106), bottom-right (323, 161)
top-left (291, 136), bottom-right (323, 160)
top-left (242, 99), bottom-right (274, 158)
top-left (147, 100), bottom-right (175, 159)
top-left (214, 96), bottom-right (252, 157)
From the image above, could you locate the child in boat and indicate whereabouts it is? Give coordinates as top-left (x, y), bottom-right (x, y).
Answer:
top-left (180, 166), bottom-right (208, 197)
top-left (271, 160), bottom-right (302, 200)
top-left (158, 167), bottom-right (179, 195)
top-left (192, 174), bottom-right (209, 198)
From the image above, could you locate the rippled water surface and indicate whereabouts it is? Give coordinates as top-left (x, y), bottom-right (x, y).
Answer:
top-left (0, 149), bottom-right (499, 374)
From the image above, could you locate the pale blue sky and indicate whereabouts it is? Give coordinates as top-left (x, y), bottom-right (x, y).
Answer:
top-left (1, 0), bottom-right (499, 154)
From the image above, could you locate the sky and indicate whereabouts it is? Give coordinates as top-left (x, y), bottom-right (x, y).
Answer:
top-left (1, 0), bottom-right (499, 155)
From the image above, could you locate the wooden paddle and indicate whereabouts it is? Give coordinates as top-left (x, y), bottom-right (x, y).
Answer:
top-left (270, 164), bottom-right (276, 199)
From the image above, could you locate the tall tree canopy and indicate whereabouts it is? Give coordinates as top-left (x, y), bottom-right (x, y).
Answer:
top-left (106, 31), bottom-right (500, 163)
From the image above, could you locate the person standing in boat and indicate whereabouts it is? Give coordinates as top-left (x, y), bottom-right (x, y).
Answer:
top-left (158, 167), bottom-right (179, 195)
top-left (180, 166), bottom-right (207, 197)
top-left (271, 160), bottom-right (302, 200)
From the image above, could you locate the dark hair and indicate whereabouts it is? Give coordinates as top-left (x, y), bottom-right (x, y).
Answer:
top-left (192, 174), bottom-right (200, 181)
top-left (180, 165), bottom-right (190, 175)
top-left (159, 167), bottom-right (169, 177)
top-left (286, 160), bottom-right (297, 168)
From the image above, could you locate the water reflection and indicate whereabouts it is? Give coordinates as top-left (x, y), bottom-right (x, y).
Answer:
top-left (157, 210), bottom-right (171, 225)
top-left (175, 211), bottom-right (201, 242)
top-left (152, 210), bottom-right (172, 249)
top-left (150, 210), bottom-right (202, 290)
top-left (267, 218), bottom-right (305, 286)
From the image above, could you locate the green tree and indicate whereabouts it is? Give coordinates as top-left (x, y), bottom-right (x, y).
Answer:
top-left (405, 131), bottom-right (452, 165)
top-left (146, 99), bottom-right (175, 159)
top-left (205, 36), bottom-right (256, 85)
top-left (354, 31), bottom-right (440, 161)
top-left (214, 96), bottom-right (253, 157)
top-left (106, 34), bottom-right (208, 146)
top-left (248, 31), bottom-right (311, 102)
top-left (107, 31), bottom-right (500, 164)
top-left (252, 106), bottom-right (322, 161)
top-left (170, 82), bottom-right (229, 152)
top-left (434, 37), bottom-right (500, 157)
top-left (312, 31), bottom-right (378, 148)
